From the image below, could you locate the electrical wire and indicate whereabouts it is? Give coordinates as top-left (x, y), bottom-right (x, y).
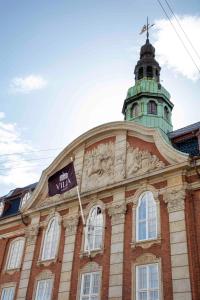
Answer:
top-left (0, 147), bottom-right (62, 158)
top-left (156, 0), bottom-right (200, 74)
top-left (164, 0), bottom-right (200, 63)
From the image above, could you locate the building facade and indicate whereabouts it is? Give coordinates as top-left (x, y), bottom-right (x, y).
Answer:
top-left (0, 37), bottom-right (200, 300)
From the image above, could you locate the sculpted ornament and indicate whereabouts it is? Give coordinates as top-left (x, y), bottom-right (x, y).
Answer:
top-left (126, 143), bottom-right (165, 177)
top-left (164, 187), bottom-right (185, 213)
top-left (25, 224), bottom-right (39, 244)
top-left (63, 215), bottom-right (79, 235)
top-left (82, 142), bottom-right (115, 191)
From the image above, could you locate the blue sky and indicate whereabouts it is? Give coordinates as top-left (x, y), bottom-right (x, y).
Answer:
top-left (0, 0), bottom-right (199, 195)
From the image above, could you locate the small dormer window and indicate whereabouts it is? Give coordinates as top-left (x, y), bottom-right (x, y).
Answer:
top-left (147, 101), bottom-right (157, 115)
top-left (0, 201), bottom-right (4, 217)
top-left (131, 103), bottom-right (139, 118)
top-left (20, 191), bottom-right (32, 208)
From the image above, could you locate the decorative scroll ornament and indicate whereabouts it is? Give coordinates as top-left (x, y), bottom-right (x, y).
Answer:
top-left (82, 142), bottom-right (115, 191)
top-left (63, 215), bottom-right (79, 235)
top-left (25, 224), bottom-right (39, 244)
top-left (164, 187), bottom-right (185, 213)
top-left (126, 143), bottom-right (165, 177)
top-left (108, 202), bottom-right (126, 225)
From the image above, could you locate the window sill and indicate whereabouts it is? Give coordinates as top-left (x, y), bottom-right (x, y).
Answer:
top-left (80, 248), bottom-right (103, 258)
top-left (37, 258), bottom-right (57, 266)
top-left (4, 267), bottom-right (21, 274)
top-left (131, 238), bottom-right (161, 249)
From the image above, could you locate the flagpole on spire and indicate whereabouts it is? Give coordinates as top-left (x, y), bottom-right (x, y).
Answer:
top-left (147, 16), bottom-right (149, 40)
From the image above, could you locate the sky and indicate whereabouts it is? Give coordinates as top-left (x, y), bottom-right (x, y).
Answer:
top-left (0, 0), bottom-right (199, 195)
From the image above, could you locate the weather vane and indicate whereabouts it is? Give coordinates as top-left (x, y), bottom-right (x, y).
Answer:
top-left (140, 17), bottom-right (155, 39)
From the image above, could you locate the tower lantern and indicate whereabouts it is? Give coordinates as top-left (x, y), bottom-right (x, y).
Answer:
top-left (122, 23), bottom-right (174, 136)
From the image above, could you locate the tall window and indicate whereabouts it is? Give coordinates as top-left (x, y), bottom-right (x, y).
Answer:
top-left (80, 272), bottom-right (100, 300)
top-left (35, 279), bottom-right (53, 300)
top-left (164, 106), bottom-right (169, 121)
top-left (1, 287), bottom-right (15, 300)
top-left (136, 263), bottom-right (159, 300)
top-left (41, 217), bottom-right (60, 260)
top-left (7, 238), bottom-right (25, 270)
top-left (131, 103), bottom-right (139, 118)
top-left (146, 66), bottom-right (153, 78)
top-left (85, 206), bottom-right (103, 251)
top-left (147, 101), bottom-right (157, 115)
top-left (136, 192), bottom-right (157, 241)
top-left (138, 67), bottom-right (143, 80)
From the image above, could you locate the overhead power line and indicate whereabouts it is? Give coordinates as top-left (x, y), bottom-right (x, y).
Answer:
top-left (156, 0), bottom-right (200, 74)
top-left (164, 0), bottom-right (200, 63)
top-left (0, 147), bottom-right (63, 158)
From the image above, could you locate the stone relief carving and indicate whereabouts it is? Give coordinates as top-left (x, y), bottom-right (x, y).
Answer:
top-left (126, 143), bottom-right (165, 177)
top-left (25, 224), bottom-right (39, 244)
top-left (63, 215), bottom-right (79, 235)
top-left (135, 253), bottom-right (157, 264)
top-left (108, 202), bottom-right (126, 225)
top-left (164, 187), bottom-right (186, 213)
top-left (81, 142), bottom-right (115, 191)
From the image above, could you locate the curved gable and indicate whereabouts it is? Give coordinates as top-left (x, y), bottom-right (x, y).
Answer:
top-left (23, 121), bottom-right (188, 212)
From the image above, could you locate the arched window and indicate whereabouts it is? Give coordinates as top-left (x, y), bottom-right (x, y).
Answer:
top-left (41, 217), bottom-right (60, 260)
top-left (136, 191), bottom-right (157, 241)
top-left (7, 238), bottom-right (25, 270)
top-left (131, 103), bottom-right (139, 118)
top-left (147, 101), bottom-right (157, 115)
top-left (138, 67), bottom-right (143, 80)
top-left (85, 206), bottom-right (103, 251)
top-left (164, 106), bottom-right (170, 121)
top-left (146, 66), bottom-right (153, 78)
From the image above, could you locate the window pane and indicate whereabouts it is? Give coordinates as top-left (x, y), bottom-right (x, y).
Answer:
top-left (149, 265), bottom-right (158, 289)
top-left (82, 274), bottom-right (90, 295)
top-left (138, 221), bottom-right (146, 240)
top-left (138, 291), bottom-right (147, 300)
top-left (139, 199), bottom-right (146, 220)
top-left (138, 267), bottom-right (147, 289)
top-left (91, 273), bottom-right (100, 294)
top-left (148, 197), bottom-right (157, 239)
top-left (35, 279), bottom-right (52, 300)
top-left (42, 217), bottom-right (60, 260)
top-left (86, 206), bottom-right (103, 251)
top-left (1, 287), bottom-right (15, 300)
top-left (149, 291), bottom-right (159, 300)
top-left (7, 239), bottom-right (24, 269)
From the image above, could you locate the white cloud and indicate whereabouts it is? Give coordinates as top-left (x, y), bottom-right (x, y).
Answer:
top-left (0, 114), bottom-right (40, 191)
top-left (0, 112), bottom-right (5, 119)
top-left (10, 74), bottom-right (47, 94)
top-left (154, 15), bottom-right (200, 81)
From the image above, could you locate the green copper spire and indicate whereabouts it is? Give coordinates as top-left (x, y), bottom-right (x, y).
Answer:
top-left (122, 33), bottom-right (173, 135)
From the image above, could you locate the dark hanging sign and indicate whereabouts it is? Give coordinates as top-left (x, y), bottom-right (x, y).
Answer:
top-left (48, 162), bottom-right (77, 197)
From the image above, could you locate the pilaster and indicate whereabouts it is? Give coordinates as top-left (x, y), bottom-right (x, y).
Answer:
top-left (108, 188), bottom-right (126, 300)
top-left (164, 186), bottom-right (192, 300)
top-left (58, 207), bottom-right (79, 300)
top-left (16, 214), bottom-right (40, 300)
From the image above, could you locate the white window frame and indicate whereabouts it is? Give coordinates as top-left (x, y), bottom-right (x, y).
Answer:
top-left (0, 286), bottom-right (15, 300)
top-left (136, 191), bottom-right (157, 242)
top-left (80, 271), bottom-right (100, 300)
top-left (84, 205), bottom-right (104, 252)
top-left (6, 237), bottom-right (25, 271)
top-left (136, 263), bottom-right (159, 300)
top-left (41, 216), bottom-right (61, 261)
top-left (35, 278), bottom-right (53, 300)
top-left (20, 190), bottom-right (32, 209)
top-left (0, 201), bottom-right (4, 217)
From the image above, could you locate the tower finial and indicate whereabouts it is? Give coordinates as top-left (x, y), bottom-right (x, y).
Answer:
top-left (147, 16), bottom-right (149, 40)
